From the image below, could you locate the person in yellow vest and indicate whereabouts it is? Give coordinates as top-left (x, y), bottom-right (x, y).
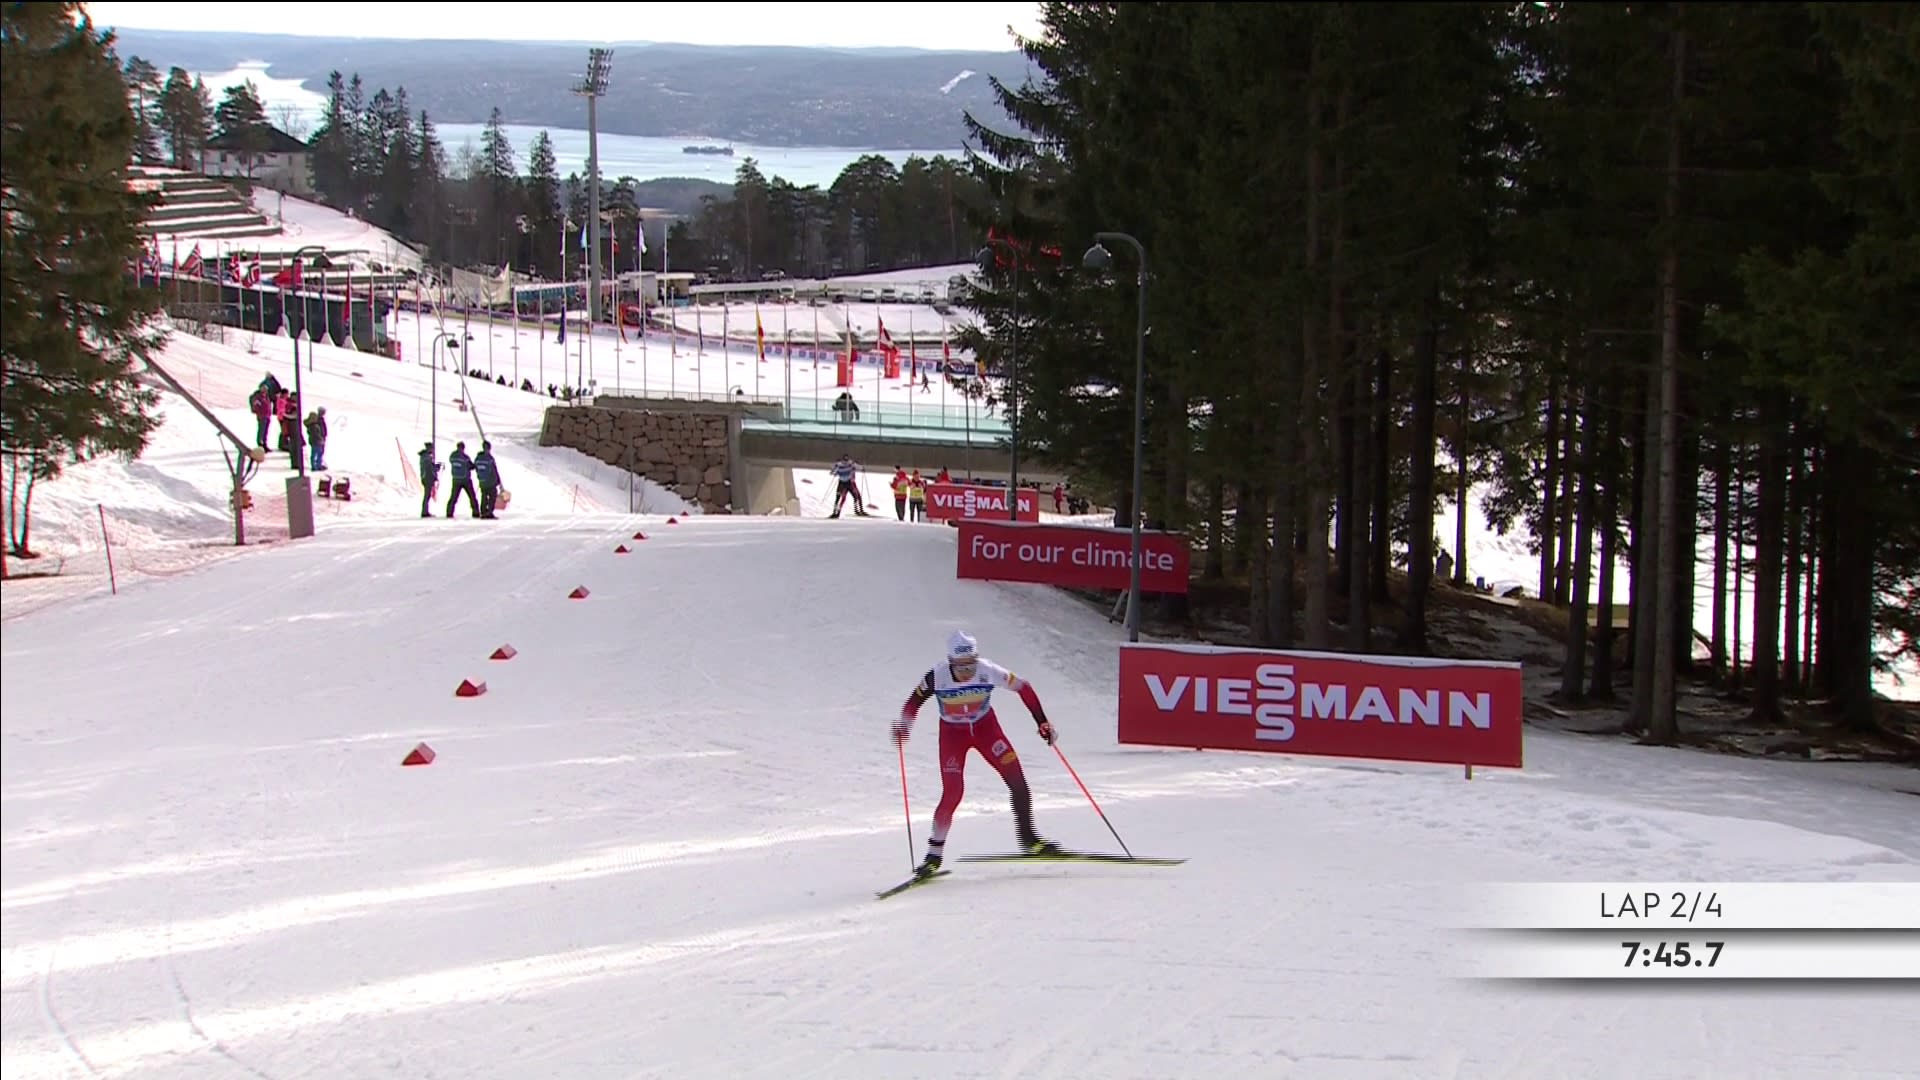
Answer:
top-left (908, 469), bottom-right (927, 522)
top-left (891, 466), bottom-right (910, 520)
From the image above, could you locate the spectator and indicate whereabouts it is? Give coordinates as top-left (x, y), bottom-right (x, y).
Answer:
top-left (274, 389), bottom-right (293, 453)
top-left (936, 467), bottom-right (951, 484)
top-left (304, 407), bottom-right (328, 471)
top-left (891, 466), bottom-right (910, 521)
top-left (446, 441), bottom-right (479, 518)
top-left (474, 440), bottom-right (502, 519)
top-left (1435, 547), bottom-right (1455, 584)
top-left (278, 391), bottom-right (300, 467)
top-left (417, 442), bottom-right (439, 519)
top-left (908, 470), bottom-right (927, 522)
top-left (1052, 482), bottom-right (1066, 514)
top-left (248, 385), bottom-right (272, 449)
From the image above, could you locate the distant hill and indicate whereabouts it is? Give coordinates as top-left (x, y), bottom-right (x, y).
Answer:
top-left (105, 30), bottom-right (1033, 148)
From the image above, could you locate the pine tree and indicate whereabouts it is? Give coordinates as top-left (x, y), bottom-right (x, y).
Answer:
top-left (212, 80), bottom-right (270, 181)
top-left (1, 2), bottom-right (164, 561)
top-left (121, 55), bottom-right (162, 163)
top-left (157, 65), bottom-right (210, 169)
top-left (477, 108), bottom-right (521, 266)
top-left (308, 71), bottom-right (353, 207)
top-left (411, 109), bottom-right (446, 258)
top-left (524, 131), bottom-right (562, 275)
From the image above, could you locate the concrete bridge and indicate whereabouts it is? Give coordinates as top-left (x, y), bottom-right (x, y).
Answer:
top-left (582, 393), bottom-right (1067, 514)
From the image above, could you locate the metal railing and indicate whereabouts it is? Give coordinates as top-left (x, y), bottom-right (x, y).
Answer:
top-left (768, 398), bottom-right (1010, 435)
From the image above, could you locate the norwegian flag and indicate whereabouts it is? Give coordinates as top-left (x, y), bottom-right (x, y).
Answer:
top-left (228, 251), bottom-right (261, 287)
top-left (876, 315), bottom-right (901, 379)
top-left (177, 242), bottom-right (204, 279)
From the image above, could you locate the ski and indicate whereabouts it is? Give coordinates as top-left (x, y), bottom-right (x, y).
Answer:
top-left (955, 851), bottom-right (1186, 866)
top-left (875, 869), bottom-right (951, 899)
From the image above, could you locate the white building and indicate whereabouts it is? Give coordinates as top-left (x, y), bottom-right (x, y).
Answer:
top-left (199, 126), bottom-right (312, 196)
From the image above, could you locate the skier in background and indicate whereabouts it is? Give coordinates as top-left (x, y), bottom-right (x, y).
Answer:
top-left (893, 630), bottom-right (1061, 878)
top-left (829, 452), bottom-right (870, 518)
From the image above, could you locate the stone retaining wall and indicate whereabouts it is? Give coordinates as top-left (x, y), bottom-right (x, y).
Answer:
top-left (537, 405), bottom-right (733, 513)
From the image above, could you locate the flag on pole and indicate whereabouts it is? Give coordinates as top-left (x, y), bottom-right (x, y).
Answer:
top-left (755, 306), bottom-right (766, 363)
top-left (877, 315), bottom-right (900, 379)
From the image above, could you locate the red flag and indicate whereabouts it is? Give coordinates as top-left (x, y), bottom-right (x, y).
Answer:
top-left (877, 316), bottom-right (901, 379)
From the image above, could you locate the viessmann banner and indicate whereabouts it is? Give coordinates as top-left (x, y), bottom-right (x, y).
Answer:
top-left (1117, 643), bottom-right (1523, 768)
top-left (955, 520), bottom-right (1191, 594)
top-left (924, 482), bottom-right (1040, 523)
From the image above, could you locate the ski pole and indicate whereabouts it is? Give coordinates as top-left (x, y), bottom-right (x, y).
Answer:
top-left (896, 735), bottom-right (917, 873)
top-left (1051, 742), bottom-right (1134, 859)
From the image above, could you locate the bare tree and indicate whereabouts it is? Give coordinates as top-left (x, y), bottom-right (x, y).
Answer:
top-left (274, 102), bottom-right (309, 141)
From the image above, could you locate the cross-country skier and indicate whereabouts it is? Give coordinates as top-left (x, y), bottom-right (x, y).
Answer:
top-left (894, 630), bottom-right (1061, 878)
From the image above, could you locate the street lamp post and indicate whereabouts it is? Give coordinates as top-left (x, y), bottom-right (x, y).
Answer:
top-left (1082, 232), bottom-right (1149, 642)
top-left (284, 245), bottom-right (333, 539)
top-left (429, 331), bottom-right (467, 450)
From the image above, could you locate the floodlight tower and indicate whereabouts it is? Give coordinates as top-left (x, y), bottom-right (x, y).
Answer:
top-left (574, 47), bottom-right (613, 324)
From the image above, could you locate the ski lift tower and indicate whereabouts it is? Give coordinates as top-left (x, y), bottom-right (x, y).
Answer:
top-left (574, 47), bottom-right (612, 325)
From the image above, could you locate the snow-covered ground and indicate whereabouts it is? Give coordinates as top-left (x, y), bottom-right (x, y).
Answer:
top-left (3, 514), bottom-right (1916, 1079)
top-left (0, 303), bottom-right (1008, 618)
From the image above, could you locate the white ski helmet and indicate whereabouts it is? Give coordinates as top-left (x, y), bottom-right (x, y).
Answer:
top-left (947, 630), bottom-right (978, 663)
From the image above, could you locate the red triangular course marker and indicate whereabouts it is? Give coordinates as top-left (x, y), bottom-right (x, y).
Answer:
top-left (615, 544), bottom-right (630, 554)
top-left (455, 679), bottom-right (488, 697)
top-left (666, 516), bottom-right (679, 525)
top-left (569, 586), bottom-right (590, 599)
top-left (632, 531), bottom-right (648, 540)
top-left (402, 742), bottom-right (436, 766)
top-left (490, 645), bottom-right (517, 661)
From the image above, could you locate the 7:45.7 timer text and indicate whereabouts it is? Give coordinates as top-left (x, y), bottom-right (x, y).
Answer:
top-left (1623, 941), bottom-right (1725, 969)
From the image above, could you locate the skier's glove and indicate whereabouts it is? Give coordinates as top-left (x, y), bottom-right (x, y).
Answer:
top-left (1035, 718), bottom-right (1056, 746)
top-left (892, 715), bottom-right (913, 744)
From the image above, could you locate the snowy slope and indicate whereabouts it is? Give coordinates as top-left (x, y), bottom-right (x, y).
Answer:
top-left (3, 516), bottom-right (1917, 1079)
top-left (148, 188), bottom-right (425, 271)
top-left (8, 321), bottom-right (694, 562)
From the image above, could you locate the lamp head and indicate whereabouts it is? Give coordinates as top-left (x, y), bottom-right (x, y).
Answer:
top-left (1081, 242), bottom-right (1113, 272)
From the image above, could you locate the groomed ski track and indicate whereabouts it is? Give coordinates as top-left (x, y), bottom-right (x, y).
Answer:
top-left (4, 513), bottom-right (1917, 1079)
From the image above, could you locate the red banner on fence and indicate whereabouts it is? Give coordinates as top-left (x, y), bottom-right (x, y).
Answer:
top-left (956, 520), bottom-right (1191, 595)
top-left (925, 482), bottom-right (1040, 523)
top-left (1116, 643), bottom-right (1523, 768)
